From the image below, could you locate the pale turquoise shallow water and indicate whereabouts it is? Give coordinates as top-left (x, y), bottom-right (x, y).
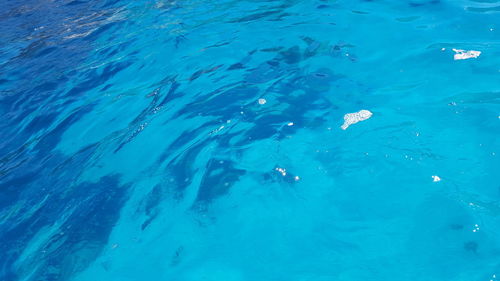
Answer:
top-left (1, 0), bottom-right (500, 280)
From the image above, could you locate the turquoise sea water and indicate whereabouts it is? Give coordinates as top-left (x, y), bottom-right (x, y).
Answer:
top-left (1, 0), bottom-right (500, 280)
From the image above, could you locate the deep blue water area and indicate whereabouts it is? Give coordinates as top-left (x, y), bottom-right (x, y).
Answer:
top-left (1, 0), bottom-right (500, 280)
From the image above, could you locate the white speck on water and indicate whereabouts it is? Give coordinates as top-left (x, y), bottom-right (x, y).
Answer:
top-left (453, 48), bottom-right (481, 60)
top-left (472, 224), bottom-right (480, 232)
top-left (294, 176), bottom-right (300, 181)
top-left (287, 122), bottom-right (294, 126)
top-left (275, 167), bottom-right (286, 176)
top-left (432, 175), bottom-right (441, 182)
top-left (341, 109), bottom-right (373, 130)
top-left (441, 47), bottom-right (446, 51)
top-left (258, 98), bottom-right (267, 105)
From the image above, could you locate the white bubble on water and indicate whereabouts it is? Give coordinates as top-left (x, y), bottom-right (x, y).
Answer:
top-left (472, 224), bottom-right (480, 232)
top-left (431, 175), bottom-right (441, 182)
top-left (258, 98), bottom-right (267, 105)
top-left (275, 167), bottom-right (286, 176)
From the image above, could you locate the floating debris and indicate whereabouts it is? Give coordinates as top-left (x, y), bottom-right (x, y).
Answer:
top-left (340, 109), bottom-right (373, 130)
top-left (453, 48), bottom-right (481, 60)
top-left (258, 98), bottom-right (267, 105)
top-left (209, 125), bottom-right (225, 135)
top-left (431, 175), bottom-right (441, 182)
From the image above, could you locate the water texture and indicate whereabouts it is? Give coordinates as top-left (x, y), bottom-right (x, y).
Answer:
top-left (1, 0), bottom-right (499, 280)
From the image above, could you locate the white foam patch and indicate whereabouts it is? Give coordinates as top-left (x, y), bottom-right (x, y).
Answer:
top-left (453, 48), bottom-right (481, 60)
top-left (341, 109), bottom-right (373, 130)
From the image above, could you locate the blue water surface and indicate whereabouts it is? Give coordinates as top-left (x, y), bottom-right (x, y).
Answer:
top-left (1, 0), bottom-right (500, 280)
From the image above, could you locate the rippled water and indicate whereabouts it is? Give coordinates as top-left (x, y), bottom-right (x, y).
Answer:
top-left (1, 0), bottom-right (500, 280)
